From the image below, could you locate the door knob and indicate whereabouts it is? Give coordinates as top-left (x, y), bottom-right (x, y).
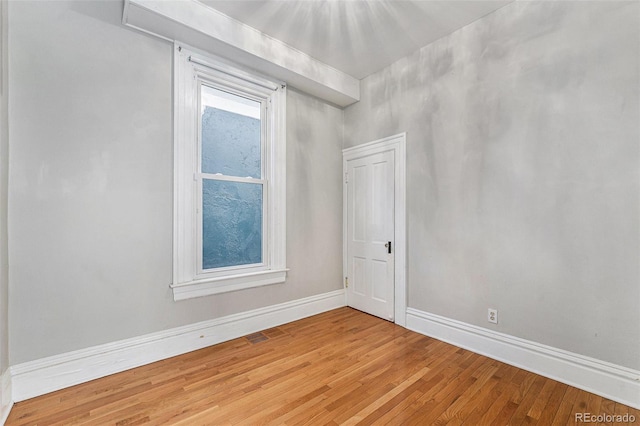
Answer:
top-left (385, 241), bottom-right (392, 254)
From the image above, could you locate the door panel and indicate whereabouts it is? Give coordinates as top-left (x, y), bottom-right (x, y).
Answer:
top-left (353, 256), bottom-right (367, 296)
top-left (372, 260), bottom-right (388, 301)
top-left (346, 150), bottom-right (395, 321)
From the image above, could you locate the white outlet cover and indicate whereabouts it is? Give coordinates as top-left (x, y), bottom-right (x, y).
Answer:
top-left (488, 308), bottom-right (498, 324)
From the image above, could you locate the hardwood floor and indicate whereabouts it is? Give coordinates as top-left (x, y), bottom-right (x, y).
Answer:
top-left (6, 308), bottom-right (639, 425)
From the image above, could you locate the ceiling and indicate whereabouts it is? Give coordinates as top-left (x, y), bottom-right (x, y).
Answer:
top-left (198, 0), bottom-right (512, 80)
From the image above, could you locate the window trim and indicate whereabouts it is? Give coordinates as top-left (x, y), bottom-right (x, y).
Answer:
top-left (171, 43), bottom-right (287, 301)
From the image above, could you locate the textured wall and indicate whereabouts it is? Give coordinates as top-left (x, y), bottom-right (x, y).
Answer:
top-left (8, 0), bottom-right (343, 364)
top-left (345, 1), bottom-right (640, 369)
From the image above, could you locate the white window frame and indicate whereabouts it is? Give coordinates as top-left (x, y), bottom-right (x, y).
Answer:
top-left (171, 43), bottom-right (287, 301)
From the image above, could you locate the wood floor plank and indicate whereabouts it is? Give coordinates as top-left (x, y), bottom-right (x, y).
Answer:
top-left (597, 398), bottom-right (616, 426)
top-left (552, 385), bottom-right (581, 425)
top-left (5, 307), bottom-right (637, 425)
top-left (525, 377), bottom-right (558, 422)
top-left (533, 381), bottom-right (569, 426)
top-left (459, 363), bottom-right (519, 425)
top-left (341, 369), bottom-right (430, 426)
top-left (508, 374), bottom-right (548, 425)
top-left (431, 361), bottom-right (500, 425)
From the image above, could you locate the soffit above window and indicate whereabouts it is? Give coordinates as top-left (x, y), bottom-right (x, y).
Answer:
top-left (122, 0), bottom-right (359, 107)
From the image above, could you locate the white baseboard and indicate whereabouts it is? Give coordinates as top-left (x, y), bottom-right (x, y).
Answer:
top-left (0, 368), bottom-right (12, 426)
top-left (406, 308), bottom-right (640, 409)
top-left (10, 289), bottom-right (346, 403)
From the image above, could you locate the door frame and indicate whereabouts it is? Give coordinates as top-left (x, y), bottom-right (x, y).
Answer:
top-left (342, 133), bottom-right (407, 326)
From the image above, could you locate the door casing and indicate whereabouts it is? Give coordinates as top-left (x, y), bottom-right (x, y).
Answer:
top-left (342, 133), bottom-right (407, 326)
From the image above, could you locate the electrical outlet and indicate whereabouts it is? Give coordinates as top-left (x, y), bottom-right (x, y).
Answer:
top-left (488, 308), bottom-right (498, 324)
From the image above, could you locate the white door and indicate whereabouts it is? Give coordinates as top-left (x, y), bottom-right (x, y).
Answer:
top-left (346, 150), bottom-right (395, 321)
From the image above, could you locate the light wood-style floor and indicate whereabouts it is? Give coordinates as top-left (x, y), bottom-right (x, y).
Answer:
top-left (6, 307), bottom-right (639, 425)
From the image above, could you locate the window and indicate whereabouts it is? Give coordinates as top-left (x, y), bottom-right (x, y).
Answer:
top-left (172, 44), bottom-right (287, 301)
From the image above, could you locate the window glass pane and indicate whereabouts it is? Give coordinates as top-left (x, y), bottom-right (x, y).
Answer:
top-left (202, 179), bottom-right (263, 269)
top-left (201, 85), bottom-right (261, 178)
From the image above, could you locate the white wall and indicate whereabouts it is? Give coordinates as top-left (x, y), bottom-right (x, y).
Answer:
top-left (345, 1), bottom-right (640, 370)
top-left (8, 0), bottom-right (343, 365)
top-left (0, 0), bottom-right (9, 378)
top-left (0, 0), bottom-right (10, 419)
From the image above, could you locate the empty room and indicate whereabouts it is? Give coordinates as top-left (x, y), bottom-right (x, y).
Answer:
top-left (0, 0), bottom-right (639, 424)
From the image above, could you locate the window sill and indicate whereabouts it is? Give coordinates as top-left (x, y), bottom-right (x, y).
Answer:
top-left (171, 269), bottom-right (289, 301)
